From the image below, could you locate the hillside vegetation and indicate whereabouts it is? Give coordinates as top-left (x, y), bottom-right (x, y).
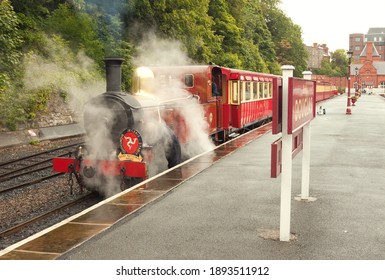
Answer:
top-left (0, 0), bottom-right (309, 130)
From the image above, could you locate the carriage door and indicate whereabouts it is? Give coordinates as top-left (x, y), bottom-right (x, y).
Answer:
top-left (211, 67), bottom-right (223, 132)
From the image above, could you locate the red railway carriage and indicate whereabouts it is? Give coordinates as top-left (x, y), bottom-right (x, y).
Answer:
top-left (147, 65), bottom-right (280, 142)
top-left (315, 81), bottom-right (338, 102)
top-left (52, 58), bottom-right (337, 197)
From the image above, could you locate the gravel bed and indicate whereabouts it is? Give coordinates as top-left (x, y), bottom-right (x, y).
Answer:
top-left (0, 136), bottom-right (101, 251)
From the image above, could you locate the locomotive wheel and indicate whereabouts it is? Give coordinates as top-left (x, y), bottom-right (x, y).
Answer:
top-left (166, 129), bottom-right (182, 168)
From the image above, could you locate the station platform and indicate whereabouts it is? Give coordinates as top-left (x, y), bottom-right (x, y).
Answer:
top-left (1, 93), bottom-right (385, 260)
top-left (0, 123), bottom-right (84, 148)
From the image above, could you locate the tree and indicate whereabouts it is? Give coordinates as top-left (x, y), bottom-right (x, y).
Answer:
top-left (45, 3), bottom-right (104, 62)
top-left (234, 0), bottom-right (279, 73)
top-left (150, 0), bottom-right (222, 63)
top-left (264, 4), bottom-right (308, 76)
top-left (0, 0), bottom-right (23, 92)
top-left (207, 0), bottom-right (242, 67)
top-left (330, 49), bottom-right (349, 76)
top-left (314, 49), bottom-right (348, 77)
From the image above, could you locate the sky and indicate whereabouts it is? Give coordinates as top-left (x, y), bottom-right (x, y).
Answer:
top-left (279, 0), bottom-right (385, 52)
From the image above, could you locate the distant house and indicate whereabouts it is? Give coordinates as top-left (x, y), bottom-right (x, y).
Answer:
top-left (350, 28), bottom-right (385, 63)
top-left (311, 42), bottom-right (385, 90)
top-left (305, 43), bottom-right (330, 70)
top-left (310, 29), bottom-right (385, 91)
top-left (351, 42), bottom-right (385, 89)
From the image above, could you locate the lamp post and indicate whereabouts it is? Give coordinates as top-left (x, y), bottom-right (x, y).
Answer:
top-left (346, 50), bottom-right (353, 115)
top-left (355, 67), bottom-right (358, 92)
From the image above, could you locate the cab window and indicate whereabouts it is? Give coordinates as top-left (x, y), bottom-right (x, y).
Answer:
top-left (185, 74), bottom-right (194, 88)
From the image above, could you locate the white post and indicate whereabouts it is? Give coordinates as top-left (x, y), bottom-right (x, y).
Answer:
top-left (280, 65), bottom-right (295, 242)
top-left (301, 71), bottom-right (312, 200)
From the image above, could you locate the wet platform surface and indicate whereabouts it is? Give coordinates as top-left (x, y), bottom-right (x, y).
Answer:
top-left (3, 93), bottom-right (385, 260)
top-left (0, 123), bottom-right (272, 260)
top-left (57, 94), bottom-right (385, 260)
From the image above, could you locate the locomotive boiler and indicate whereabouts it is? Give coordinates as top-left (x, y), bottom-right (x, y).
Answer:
top-left (53, 58), bottom-right (189, 196)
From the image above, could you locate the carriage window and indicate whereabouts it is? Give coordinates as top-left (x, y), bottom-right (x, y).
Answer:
top-left (264, 83), bottom-right (269, 98)
top-left (185, 74), bottom-right (194, 87)
top-left (230, 81), bottom-right (240, 104)
top-left (268, 82), bottom-right (273, 98)
top-left (259, 82), bottom-right (264, 99)
top-left (244, 82), bottom-right (251, 101)
top-left (253, 82), bottom-right (258, 100)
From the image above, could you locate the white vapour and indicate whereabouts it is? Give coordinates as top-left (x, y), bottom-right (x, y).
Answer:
top-left (134, 33), bottom-right (194, 66)
top-left (132, 34), bottom-right (215, 173)
top-left (22, 35), bottom-right (104, 121)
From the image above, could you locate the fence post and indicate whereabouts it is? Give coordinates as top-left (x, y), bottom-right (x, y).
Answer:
top-left (280, 65), bottom-right (295, 242)
top-left (301, 71), bottom-right (312, 200)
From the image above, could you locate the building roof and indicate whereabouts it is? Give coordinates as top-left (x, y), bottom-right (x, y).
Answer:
top-left (360, 43), bottom-right (380, 57)
top-left (350, 64), bottom-right (363, 75)
top-left (373, 62), bottom-right (385, 75)
top-left (367, 28), bottom-right (385, 34)
top-left (351, 62), bottom-right (385, 75)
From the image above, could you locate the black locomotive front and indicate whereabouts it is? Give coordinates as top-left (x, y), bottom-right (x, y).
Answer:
top-left (53, 58), bottom-right (182, 197)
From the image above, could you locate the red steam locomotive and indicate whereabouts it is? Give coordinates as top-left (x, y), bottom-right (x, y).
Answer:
top-left (53, 58), bottom-right (336, 196)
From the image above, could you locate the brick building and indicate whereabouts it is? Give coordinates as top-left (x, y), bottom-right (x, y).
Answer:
top-left (305, 43), bottom-right (330, 70)
top-left (351, 42), bottom-right (385, 89)
top-left (349, 28), bottom-right (385, 63)
top-left (349, 33), bottom-right (365, 63)
top-left (312, 42), bottom-right (385, 91)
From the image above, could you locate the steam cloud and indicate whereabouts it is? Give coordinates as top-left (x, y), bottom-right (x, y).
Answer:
top-left (22, 35), bottom-right (105, 120)
top-left (29, 33), bottom-right (215, 197)
top-left (132, 33), bottom-right (215, 173)
top-left (83, 33), bottom-right (216, 196)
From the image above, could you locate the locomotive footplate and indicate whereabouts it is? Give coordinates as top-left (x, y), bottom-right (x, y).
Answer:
top-left (53, 157), bottom-right (147, 192)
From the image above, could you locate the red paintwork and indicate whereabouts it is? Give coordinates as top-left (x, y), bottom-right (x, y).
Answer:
top-left (53, 157), bottom-right (147, 178)
top-left (270, 128), bottom-right (304, 178)
top-left (150, 65), bottom-right (280, 134)
top-left (315, 81), bottom-right (338, 102)
top-left (288, 78), bottom-right (316, 134)
top-left (53, 64), bottom-right (339, 184)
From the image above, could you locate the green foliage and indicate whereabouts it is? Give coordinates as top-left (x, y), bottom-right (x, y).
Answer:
top-left (0, 84), bottom-right (52, 130)
top-left (45, 3), bottom-right (104, 62)
top-left (0, 0), bottom-right (23, 68)
top-left (29, 139), bottom-right (40, 145)
top-left (0, 0), bottom-right (23, 95)
top-left (1, 0), bottom-right (311, 130)
top-left (150, 0), bottom-right (221, 63)
top-left (265, 5), bottom-right (308, 76)
top-left (24, 86), bottom-right (52, 120)
top-left (313, 49), bottom-right (349, 77)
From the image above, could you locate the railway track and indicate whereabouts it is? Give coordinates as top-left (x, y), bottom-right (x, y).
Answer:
top-left (0, 142), bottom-right (83, 194)
top-left (0, 192), bottom-right (99, 239)
top-left (0, 137), bottom-right (103, 250)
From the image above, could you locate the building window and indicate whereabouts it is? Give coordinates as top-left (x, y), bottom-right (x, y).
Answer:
top-left (354, 46), bottom-right (360, 51)
top-left (355, 37), bottom-right (361, 42)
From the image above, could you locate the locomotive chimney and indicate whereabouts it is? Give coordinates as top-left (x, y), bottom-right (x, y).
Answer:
top-left (104, 58), bottom-right (124, 93)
